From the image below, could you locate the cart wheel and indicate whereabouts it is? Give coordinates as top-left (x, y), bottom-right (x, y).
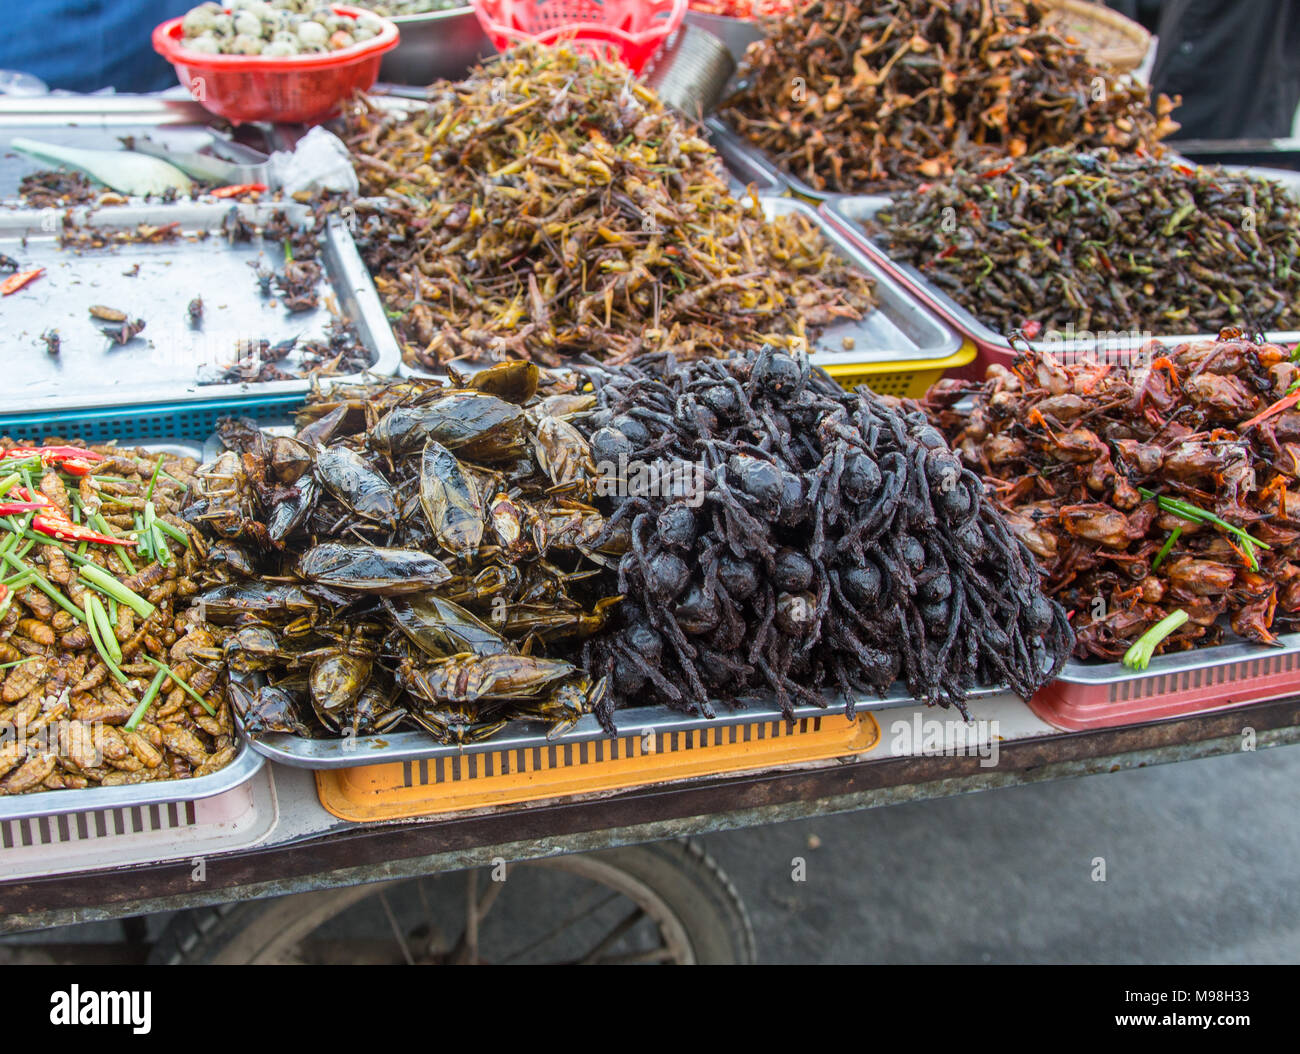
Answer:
top-left (149, 838), bottom-right (755, 965)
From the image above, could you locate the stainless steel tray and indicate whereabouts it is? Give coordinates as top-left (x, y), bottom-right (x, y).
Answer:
top-left (1054, 631), bottom-right (1300, 686)
top-left (763, 196), bottom-right (961, 367)
top-left (196, 428), bottom-right (1002, 770)
top-left (0, 738), bottom-right (264, 822)
top-left (246, 685), bottom-right (1000, 770)
top-left (824, 186), bottom-right (1300, 359)
top-left (0, 97), bottom-right (272, 201)
top-left (705, 116), bottom-right (828, 202)
top-left (394, 194), bottom-right (960, 377)
top-left (0, 202), bottom-right (400, 415)
top-left (0, 437), bottom-right (265, 821)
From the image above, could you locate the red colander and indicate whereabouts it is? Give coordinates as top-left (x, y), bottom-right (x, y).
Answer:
top-left (471, 0), bottom-right (687, 73)
top-left (152, 6), bottom-right (399, 126)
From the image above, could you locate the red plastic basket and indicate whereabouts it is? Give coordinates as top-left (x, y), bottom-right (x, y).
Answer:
top-left (471, 0), bottom-right (687, 73)
top-left (686, 0), bottom-right (795, 17)
top-left (152, 5), bottom-right (399, 126)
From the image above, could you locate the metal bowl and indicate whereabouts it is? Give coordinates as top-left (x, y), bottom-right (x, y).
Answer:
top-left (380, 6), bottom-right (496, 86)
top-left (682, 12), bottom-right (765, 68)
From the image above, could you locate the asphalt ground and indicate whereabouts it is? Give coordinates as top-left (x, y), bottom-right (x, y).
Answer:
top-left (2, 741), bottom-right (1296, 964)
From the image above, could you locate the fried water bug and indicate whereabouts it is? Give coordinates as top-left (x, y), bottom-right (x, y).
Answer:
top-left (187, 371), bottom-right (624, 746)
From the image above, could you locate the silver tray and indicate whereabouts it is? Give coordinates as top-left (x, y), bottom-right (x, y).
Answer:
top-left (197, 423), bottom-right (1001, 770)
top-left (0, 202), bottom-right (400, 415)
top-left (379, 6), bottom-right (495, 86)
top-left (823, 184), bottom-right (1300, 360)
top-left (705, 116), bottom-right (830, 202)
top-left (1055, 631), bottom-right (1300, 686)
top-left (0, 437), bottom-right (265, 821)
top-left (394, 194), bottom-right (960, 377)
top-left (764, 196), bottom-right (961, 368)
top-left (246, 685), bottom-right (1000, 770)
top-left (0, 96), bottom-right (271, 201)
top-left (0, 738), bottom-right (264, 822)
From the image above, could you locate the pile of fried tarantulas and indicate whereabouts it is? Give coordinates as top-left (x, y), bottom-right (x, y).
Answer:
top-left (574, 348), bottom-right (1073, 723)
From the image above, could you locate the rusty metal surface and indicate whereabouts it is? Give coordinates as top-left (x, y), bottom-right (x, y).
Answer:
top-left (2, 696), bottom-right (1297, 933)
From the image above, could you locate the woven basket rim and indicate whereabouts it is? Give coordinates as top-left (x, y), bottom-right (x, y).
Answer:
top-left (1037, 0), bottom-right (1151, 71)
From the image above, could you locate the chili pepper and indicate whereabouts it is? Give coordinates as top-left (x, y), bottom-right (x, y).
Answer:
top-left (1, 267), bottom-right (43, 296)
top-left (0, 502), bottom-right (46, 517)
top-left (1, 445), bottom-right (103, 477)
top-left (1240, 387), bottom-right (1300, 431)
top-left (209, 183), bottom-right (267, 198)
top-left (7, 487), bottom-right (137, 547)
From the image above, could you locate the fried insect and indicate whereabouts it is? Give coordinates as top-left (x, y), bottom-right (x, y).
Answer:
top-left (572, 347), bottom-right (1072, 726)
top-left (185, 371), bottom-right (620, 743)
top-left (719, 0), bottom-right (1178, 193)
top-left (341, 43), bottom-right (873, 369)
top-left (876, 149), bottom-right (1300, 336)
top-left (923, 328), bottom-right (1300, 659)
top-left (0, 438), bottom-right (233, 797)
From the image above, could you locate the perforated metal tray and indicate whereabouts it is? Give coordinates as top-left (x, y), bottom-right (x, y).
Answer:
top-left (245, 686), bottom-right (998, 770)
top-left (765, 196), bottom-right (961, 368)
top-left (705, 116), bottom-right (831, 202)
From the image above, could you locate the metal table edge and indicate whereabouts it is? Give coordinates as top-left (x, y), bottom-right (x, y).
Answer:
top-left (3, 692), bottom-right (1299, 929)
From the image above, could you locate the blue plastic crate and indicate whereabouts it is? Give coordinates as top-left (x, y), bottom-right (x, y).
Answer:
top-left (0, 395), bottom-right (306, 444)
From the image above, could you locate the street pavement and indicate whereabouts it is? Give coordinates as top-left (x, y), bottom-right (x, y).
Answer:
top-left (3, 742), bottom-right (1297, 963)
top-left (700, 742), bottom-right (1300, 963)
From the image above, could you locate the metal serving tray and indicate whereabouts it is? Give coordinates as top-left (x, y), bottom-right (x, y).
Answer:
top-left (247, 685), bottom-right (1002, 770)
top-left (0, 97), bottom-right (261, 201)
top-left (0, 738), bottom-right (264, 823)
top-left (0, 202), bottom-right (400, 415)
top-left (1056, 631), bottom-right (1300, 686)
top-left (0, 438), bottom-right (266, 821)
top-left (705, 116), bottom-right (830, 202)
top-left (193, 430), bottom-right (1000, 771)
top-left (392, 194), bottom-right (960, 378)
top-left (763, 196), bottom-right (962, 367)
top-left (823, 184), bottom-right (1300, 363)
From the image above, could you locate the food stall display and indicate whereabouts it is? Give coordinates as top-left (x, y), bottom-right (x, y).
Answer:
top-left (717, 0), bottom-right (1177, 194)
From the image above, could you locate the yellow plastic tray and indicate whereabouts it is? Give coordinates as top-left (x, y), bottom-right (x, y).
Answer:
top-left (821, 338), bottom-right (977, 398)
top-left (316, 712), bottom-right (881, 822)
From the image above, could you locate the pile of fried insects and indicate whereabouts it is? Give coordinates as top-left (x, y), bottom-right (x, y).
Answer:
top-left (341, 44), bottom-right (875, 370)
top-left (184, 350), bottom-right (1073, 745)
top-left (0, 442), bottom-right (236, 795)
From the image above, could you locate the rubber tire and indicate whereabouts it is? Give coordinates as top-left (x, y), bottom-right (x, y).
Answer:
top-left (148, 838), bottom-right (756, 965)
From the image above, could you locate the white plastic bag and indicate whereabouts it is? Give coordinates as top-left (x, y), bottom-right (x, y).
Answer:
top-left (268, 126), bottom-right (359, 195)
